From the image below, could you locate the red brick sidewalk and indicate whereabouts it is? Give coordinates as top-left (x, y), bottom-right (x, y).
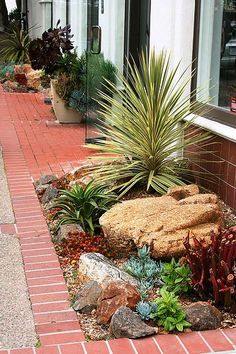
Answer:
top-left (0, 87), bottom-right (235, 353)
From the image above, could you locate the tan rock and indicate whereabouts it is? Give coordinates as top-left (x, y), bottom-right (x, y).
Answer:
top-left (167, 184), bottom-right (199, 200)
top-left (178, 193), bottom-right (218, 205)
top-left (100, 193), bottom-right (223, 259)
top-left (96, 280), bottom-right (140, 324)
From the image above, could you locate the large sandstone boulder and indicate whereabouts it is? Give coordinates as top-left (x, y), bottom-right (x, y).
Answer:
top-left (100, 185), bottom-right (223, 259)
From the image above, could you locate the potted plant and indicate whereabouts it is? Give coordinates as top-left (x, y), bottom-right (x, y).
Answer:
top-left (51, 51), bottom-right (117, 123)
top-left (29, 21), bottom-right (84, 123)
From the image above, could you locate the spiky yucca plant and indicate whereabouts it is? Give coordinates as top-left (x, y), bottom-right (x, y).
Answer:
top-left (0, 23), bottom-right (30, 63)
top-left (86, 50), bottom-right (211, 196)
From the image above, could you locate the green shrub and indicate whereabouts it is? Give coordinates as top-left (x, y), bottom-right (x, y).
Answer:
top-left (51, 180), bottom-right (117, 235)
top-left (150, 288), bottom-right (191, 332)
top-left (161, 258), bottom-right (191, 295)
top-left (86, 50), bottom-right (211, 197)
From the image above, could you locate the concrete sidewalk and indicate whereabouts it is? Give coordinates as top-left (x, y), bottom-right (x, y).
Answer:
top-left (0, 151), bottom-right (37, 349)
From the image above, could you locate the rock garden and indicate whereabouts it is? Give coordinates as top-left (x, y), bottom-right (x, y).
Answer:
top-left (29, 34), bottom-right (236, 342)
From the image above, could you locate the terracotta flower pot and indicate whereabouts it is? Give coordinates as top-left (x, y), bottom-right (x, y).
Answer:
top-left (50, 79), bottom-right (83, 124)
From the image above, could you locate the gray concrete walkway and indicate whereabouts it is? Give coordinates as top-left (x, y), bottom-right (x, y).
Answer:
top-left (0, 150), bottom-right (37, 349)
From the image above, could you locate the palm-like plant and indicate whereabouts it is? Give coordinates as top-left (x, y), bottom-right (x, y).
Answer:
top-left (0, 23), bottom-right (31, 63)
top-left (86, 50), bottom-right (211, 196)
top-left (51, 180), bottom-right (117, 235)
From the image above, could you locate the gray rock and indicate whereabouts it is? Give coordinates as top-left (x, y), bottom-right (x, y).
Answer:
top-left (37, 174), bottom-right (58, 186)
top-left (73, 281), bottom-right (102, 314)
top-left (184, 302), bottom-right (223, 330)
top-left (54, 224), bottom-right (84, 243)
top-left (41, 185), bottom-right (58, 203)
top-left (35, 183), bottom-right (49, 196)
top-left (78, 253), bottom-right (138, 287)
top-left (110, 307), bottom-right (156, 338)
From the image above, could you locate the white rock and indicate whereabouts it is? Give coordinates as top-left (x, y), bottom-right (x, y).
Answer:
top-left (78, 253), bottom-right (138, 287)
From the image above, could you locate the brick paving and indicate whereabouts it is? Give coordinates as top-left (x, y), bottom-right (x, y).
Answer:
top-left (0, 86), bottom-right (235, 353)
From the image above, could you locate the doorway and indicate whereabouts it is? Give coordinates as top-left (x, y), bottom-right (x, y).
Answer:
top-left (85, 0), bottom-right (151, 143)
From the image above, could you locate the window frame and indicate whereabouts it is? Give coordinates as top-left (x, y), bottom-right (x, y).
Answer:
top-left (192, 0), bottom-right (236, 128)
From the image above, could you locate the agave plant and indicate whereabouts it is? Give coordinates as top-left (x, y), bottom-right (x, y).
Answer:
top-left (86, 50), bottom-right (211, 196)
top-left (50, 180), bottom-right (117, 235)
top-left (0, 23), bottom-right (31, 63)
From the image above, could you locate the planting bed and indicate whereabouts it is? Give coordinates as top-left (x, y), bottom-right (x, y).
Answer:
top-left (35, 166), bottom-right (236, 342)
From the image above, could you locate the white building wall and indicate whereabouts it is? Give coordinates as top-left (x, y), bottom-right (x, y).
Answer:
top-left (27, 0), bottom-right (53, 39)
top-left (99, 0), bottom-right (126, 73)
top-left (150, 0), bottom-right (195, 96)
top-left (69, 0), bottom-right (87, 55)
top-left (52, 0), bottom-right (66, 28)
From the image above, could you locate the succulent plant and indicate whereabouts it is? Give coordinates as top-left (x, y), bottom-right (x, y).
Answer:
top-left (123, 245), bottom-right (162, 299)
top-left (184, 227), bottom-right (236, 308)
top-left (29, 20), bottom-right (74, 74)
top-left (136, 301), bottom-right (157, 321)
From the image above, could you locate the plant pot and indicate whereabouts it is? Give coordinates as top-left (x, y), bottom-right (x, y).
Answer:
top-left (15, 73), bottom-right (27, 86)
top-left (50, 79), bottom-right (83, 124)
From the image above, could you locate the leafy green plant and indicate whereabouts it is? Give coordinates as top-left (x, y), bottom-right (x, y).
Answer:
top-left (136, 300), bottom-right (157, 321)
top-left (150, 288), bottom-right (191, 332)
top-left (50, 180), bottom-right (117, 235)
top-left (55, 51), bottom-right (117, 112)
top-left (161, 258), bottom-right (191, 295)
top-left (123, 245), bottom-right (162, 298)
top-left (86, 50), bottom-right (211, 197)
top-left (0, 22), bottom-right (31, 63)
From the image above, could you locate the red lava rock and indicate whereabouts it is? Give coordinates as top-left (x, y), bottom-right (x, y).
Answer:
top-left (96, 280), bottom-right (140, 324)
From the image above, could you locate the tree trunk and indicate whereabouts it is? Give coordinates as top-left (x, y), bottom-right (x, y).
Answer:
top-left (0, 0), bottom-right (8, 30)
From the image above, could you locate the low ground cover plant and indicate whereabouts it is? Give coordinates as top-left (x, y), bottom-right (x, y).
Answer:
top-left (184, 228), bottom-right (236, 308)
top-left (160, 258), bottom-right (191, 295)
top-left (150, 288), bottom-right (191, 332)
top-left (50, 180), bottom-right (117, 235)
top-left (56, 230), bottom-right (112, 268)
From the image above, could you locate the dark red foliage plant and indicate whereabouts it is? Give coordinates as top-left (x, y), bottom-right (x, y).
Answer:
top-left (183, 227), bottom-right (236, 308)
top-left (57, 231), bottom-right (112, 268)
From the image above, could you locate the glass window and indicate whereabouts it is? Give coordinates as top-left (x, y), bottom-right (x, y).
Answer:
top-left (197, 0), bottom-right (236, 113)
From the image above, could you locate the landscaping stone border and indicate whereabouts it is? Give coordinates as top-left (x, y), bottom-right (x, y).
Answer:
top-left (0, 87), bottom-right (235, 353)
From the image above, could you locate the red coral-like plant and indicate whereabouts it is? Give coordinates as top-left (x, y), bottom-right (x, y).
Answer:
top-left (183, 227), bottom-right (236, 308)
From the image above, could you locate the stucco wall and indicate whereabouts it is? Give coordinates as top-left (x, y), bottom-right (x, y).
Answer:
top-left (150, 0), bottom-right (195, 96)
